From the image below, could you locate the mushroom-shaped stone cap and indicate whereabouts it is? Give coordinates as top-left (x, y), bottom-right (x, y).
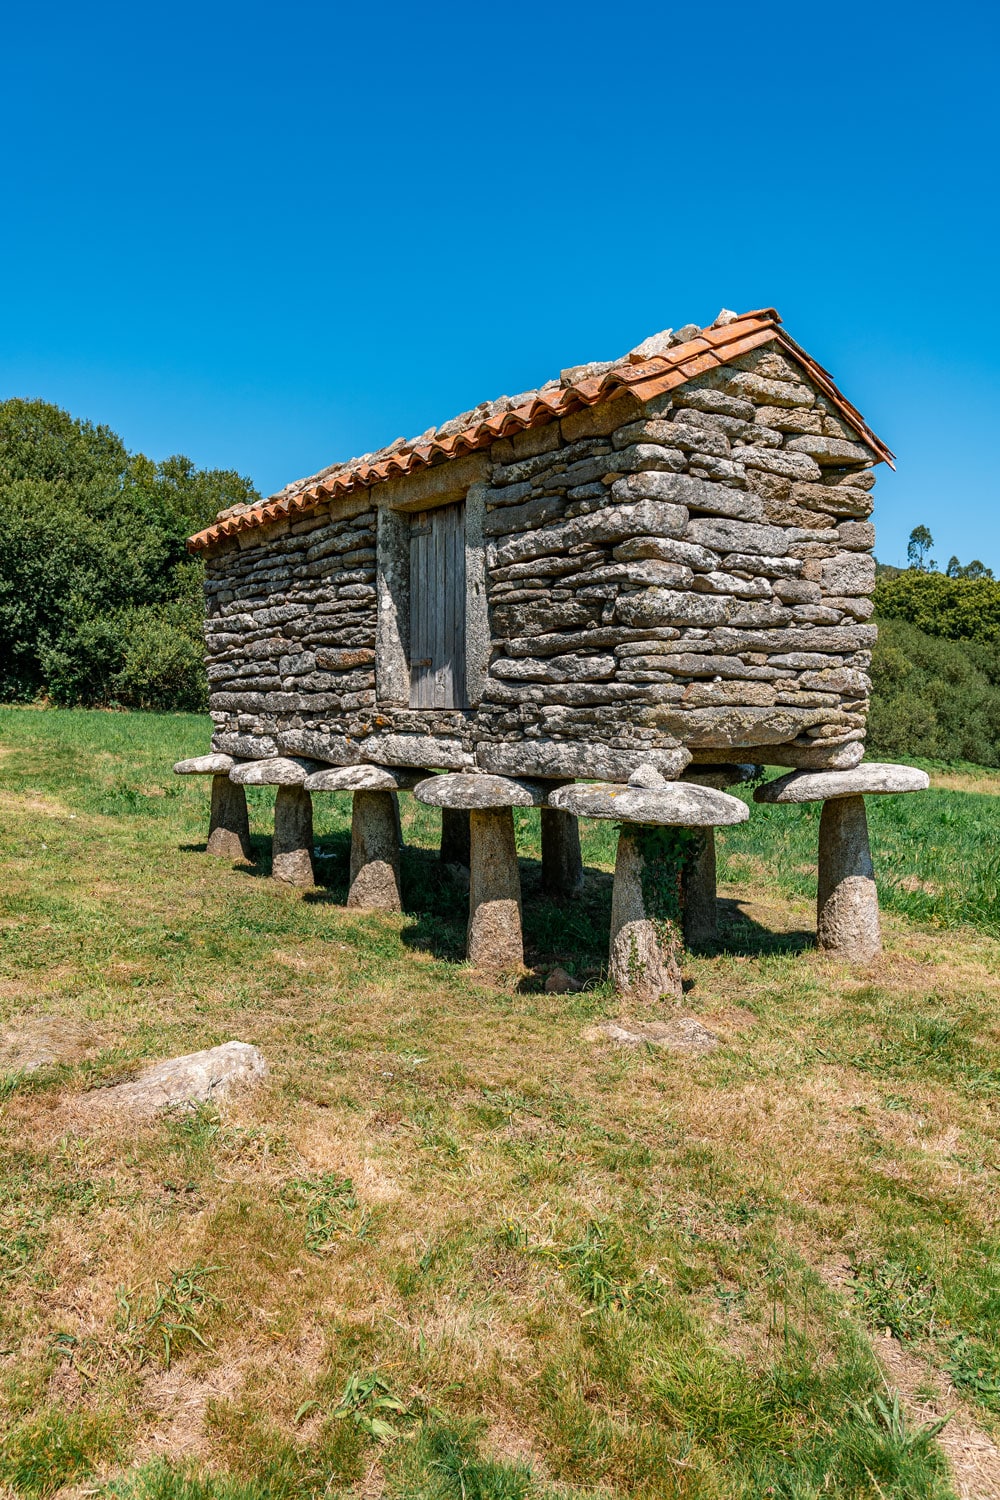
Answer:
top-left (754, 762), bottom-right (930, 804)
top-left (549, 781), bottom-right (749, 826)
top-left (229, 757), bottom-right (320, 787)
top-left (414, 773), bottom-right (545, 809)
top-left (304, 764), bottom-right (423, 793)
top-left (173, 753), bottom-right (234, 775)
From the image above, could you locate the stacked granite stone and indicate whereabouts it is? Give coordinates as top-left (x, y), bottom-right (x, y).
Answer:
top-left (203, 335), bottom-right (878, 776)
top-left (203, 497), bottom-right (378, 760)
top-left (477, 346), bottom-right (876, 773)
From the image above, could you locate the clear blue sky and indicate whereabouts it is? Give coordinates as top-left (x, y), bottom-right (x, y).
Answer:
top-left (2, 1), bottom-right (997, 571)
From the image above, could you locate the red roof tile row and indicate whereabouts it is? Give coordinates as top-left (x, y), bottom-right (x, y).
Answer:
top-left (188, 310), bottom-right (893, 553)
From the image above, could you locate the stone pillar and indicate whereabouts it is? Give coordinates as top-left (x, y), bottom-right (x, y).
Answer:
top-left (681, 830), bottom-right (717, 947)
top-left (272, 785), bottom-right (314, 887)
top-left (816, 794), bottom-right (881, 961)
top-left (541, 807), bottom-right (584, 901)
top-left (440, 806), bottom-right (471, 868)
top-left (609, 828), bottom-right (682, 1002)
top-left (348, 790), bottom-right (402, 911)
top-left (467, 808), bottom-right (523, 971)
top-left (207, 774), bottom-right (253, 862)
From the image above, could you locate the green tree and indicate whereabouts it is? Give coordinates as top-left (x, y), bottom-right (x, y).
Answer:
top-left (906, 524), bottom-right (935, 571)
top-left (946, 555), bottom-right (994, 580)
top-left (869, 617), bottom-right (1000, 766)
top-left (0, 399), bottom-right (257, 708)
top-left (874, 570), bottom-right (1000, 643)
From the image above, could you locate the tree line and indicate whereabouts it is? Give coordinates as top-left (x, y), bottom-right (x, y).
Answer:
top-left (871, 527), bottom-right (1000, 766)
top-left (0, 398), bottom-right (257, 711)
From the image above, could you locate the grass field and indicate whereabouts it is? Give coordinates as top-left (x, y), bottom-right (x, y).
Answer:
top-left (2, 707), bottom-right (1000, 1500)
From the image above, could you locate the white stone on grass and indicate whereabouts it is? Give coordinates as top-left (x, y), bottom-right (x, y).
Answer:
top-left (87, 1042), bottom-right (267, 1118)
top-left (601, 1017), bottom-right (719, 1053)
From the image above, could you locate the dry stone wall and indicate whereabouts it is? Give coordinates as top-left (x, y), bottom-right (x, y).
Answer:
top-left (204, 343), bottom-right (878, 774)
top-left (204, 496), bottom-right (379, 760)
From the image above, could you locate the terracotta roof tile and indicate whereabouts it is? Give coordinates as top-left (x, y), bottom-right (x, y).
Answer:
top-left (189, 309), bottom-right (893, 552)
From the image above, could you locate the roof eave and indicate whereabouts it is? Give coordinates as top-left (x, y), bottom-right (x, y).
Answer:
top-left (188, 310), bottom-right (893, 553)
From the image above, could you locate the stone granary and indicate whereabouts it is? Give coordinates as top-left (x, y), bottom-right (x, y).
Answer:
top-left (176, 307), bottom-right (927, 989)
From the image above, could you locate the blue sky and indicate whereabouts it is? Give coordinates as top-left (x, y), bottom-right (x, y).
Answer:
top-left (2, 1), bottom-right (997, 570)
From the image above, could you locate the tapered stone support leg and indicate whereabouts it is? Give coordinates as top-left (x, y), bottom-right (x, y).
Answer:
top-left (207, 774), bottom-right (252, 861)
top-left (467, 807), bottom-right (523, 970)
top-left (440, 806), bottom-right (471, 868)
top-left (609, 828), bottom-right (682, 1001)
top-left (541, 807), bottom-right (584, 901)
top-left (816, 795), bottom-right (881, 961)
top-left (682, 830), bottom-right (717, 947)
top-left (272, 785), bottom-right (314, 887)
top-left (348, 790), bottom-right (402, 911)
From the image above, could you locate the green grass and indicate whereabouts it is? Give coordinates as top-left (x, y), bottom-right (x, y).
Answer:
top-left (1, 706), bottom-right (1000, 1498)
top-left (719, 765), bottom-right (1000, 939)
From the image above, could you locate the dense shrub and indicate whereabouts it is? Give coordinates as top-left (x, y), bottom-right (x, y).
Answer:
top-left (874, 569), bottom-right (1000, 642)
top-left (0, 400), bottom-right (257, 709)
top-left (869, 617), bottom-right (1000, 766)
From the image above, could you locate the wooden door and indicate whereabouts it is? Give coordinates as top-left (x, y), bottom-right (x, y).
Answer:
top-left (409, 501), bottom-right (466, 709)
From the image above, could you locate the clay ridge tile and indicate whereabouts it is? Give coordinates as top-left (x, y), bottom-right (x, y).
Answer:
top-left (188, 309), bottom-right (893, 552)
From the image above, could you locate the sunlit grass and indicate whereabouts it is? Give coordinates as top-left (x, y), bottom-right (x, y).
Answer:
top-left (1, 706), bottom-right (999, 1497)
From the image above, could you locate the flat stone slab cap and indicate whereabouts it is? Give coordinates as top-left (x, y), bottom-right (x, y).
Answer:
top-left (84, 1042), bottom-right (267, 1118)
top-left (755, 762), bottom-right (930, 804)
top-left (414, 773), bottom-right (545, 809)
top-left (229, 757), bottom-right (320, 786)
top-left (173, 753), bottom-right (235, 775)
top-left (549, 781), bottom-right (749, 826)
top-left (304, 764), bottom-right (423, 793)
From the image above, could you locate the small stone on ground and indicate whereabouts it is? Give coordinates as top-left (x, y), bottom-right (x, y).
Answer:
top-left (84, 1041), bottom-right (267, 1117)
top-left (600, 1017), bottom-right (719, 1053)
top-left (545, 966), bottom-right (583, 994)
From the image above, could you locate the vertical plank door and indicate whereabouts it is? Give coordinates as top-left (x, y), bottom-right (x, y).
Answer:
top-left (409, 501), bottom-right (466, 709)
